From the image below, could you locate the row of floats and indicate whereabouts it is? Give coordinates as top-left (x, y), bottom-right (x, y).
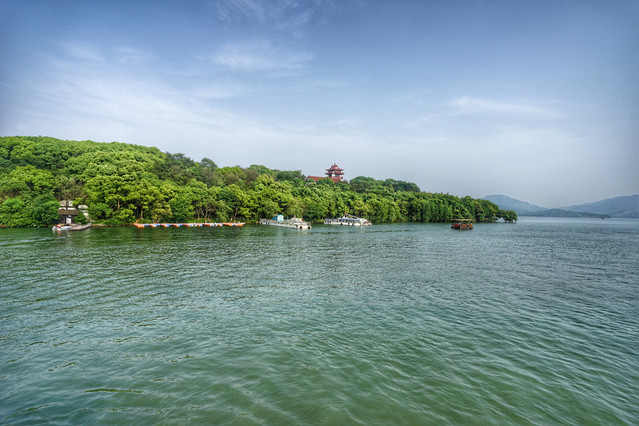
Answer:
top-left (133, 222), bottom-right (245, 228)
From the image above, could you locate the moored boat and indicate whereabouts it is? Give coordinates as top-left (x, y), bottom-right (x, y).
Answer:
top-left (259, 215), bottom-right (311, 230)
top-left (451, 219), bottom-right (474, 230)
top-left (52, 223), bottom-right (92, 232)
top-left (324, 214), bottom-right (372, 226)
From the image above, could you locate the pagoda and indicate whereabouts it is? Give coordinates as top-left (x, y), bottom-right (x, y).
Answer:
top-left (307, 163), bottom-right (344, 183)
top-left (325, 164), bottom-right (344, 182)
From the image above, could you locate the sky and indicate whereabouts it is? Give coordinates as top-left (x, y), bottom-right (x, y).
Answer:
top-left (1, 0), bottom-right (638, 207)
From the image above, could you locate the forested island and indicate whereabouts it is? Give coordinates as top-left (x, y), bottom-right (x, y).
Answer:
top-left (0, 136), bottom-right (517, 227)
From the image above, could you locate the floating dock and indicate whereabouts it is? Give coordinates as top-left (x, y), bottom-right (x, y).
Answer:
top-left (133, 222), bottom-right (244, 228)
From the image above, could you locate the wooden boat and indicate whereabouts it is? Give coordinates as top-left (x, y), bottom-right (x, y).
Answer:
top-left (451, 219), bottom-right (474, 230)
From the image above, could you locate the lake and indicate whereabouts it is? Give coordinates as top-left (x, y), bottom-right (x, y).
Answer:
top-left (1, 218), bottom-right (638, 424)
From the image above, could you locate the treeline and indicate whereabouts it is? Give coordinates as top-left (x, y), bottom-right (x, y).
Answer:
top-left (0, 136), bottom-right (517, 227)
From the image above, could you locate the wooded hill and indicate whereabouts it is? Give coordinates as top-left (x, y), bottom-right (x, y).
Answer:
top-left (0, 136), bottom-right (517, 227)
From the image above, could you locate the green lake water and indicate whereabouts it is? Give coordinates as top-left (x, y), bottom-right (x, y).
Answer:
top-left (1, 218), bottom-right (638, 424)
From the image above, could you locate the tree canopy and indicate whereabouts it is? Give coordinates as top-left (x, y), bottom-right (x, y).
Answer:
top-left (0, 136), bottom-right (516, 227)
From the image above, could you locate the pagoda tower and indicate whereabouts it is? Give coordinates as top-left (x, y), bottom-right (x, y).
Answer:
top-left (325, 164), bottom-right (344, 182)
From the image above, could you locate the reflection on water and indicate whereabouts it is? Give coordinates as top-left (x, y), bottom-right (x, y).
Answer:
top-left (1, 219), bottom-right (638, 423)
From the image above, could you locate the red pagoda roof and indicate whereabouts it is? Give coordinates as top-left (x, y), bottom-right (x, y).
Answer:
top-left (326, 163), bottom-right (344, 172)
top-left (307, 163), bottom-right (344, 183)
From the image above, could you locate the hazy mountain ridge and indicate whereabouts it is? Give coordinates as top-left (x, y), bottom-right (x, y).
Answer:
top-left (483, 194), bottom-right (639, 218)
top-left (482, 195), bottom-right (546, 214)
top-left (561, 194), bottom-right (639, 218)
top-left (520, 209), bottom-right (610, 219)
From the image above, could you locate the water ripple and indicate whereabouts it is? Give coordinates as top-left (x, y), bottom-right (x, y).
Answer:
top-left (1, 221), bottom-right (638, 423)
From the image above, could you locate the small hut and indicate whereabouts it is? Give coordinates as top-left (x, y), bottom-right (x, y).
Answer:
top-left (58, 200), bottom-right (79, 224)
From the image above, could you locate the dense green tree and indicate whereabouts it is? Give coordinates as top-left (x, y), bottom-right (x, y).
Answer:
top-left (0, 136), bottom-right (514, 227)
top-left (0, 197), bottom-right (30, 227)
top-left (199, 157), bottom-right (218, 169)
top-left (216, 166), bottom-right (247, 187)
top-left (219, 184), bottom-right (249, 221)
top-left (304, 198), bottom-right (327, 221)
top-left (28, 194), bottom-right (60, 225)
top-left (199, 157), bottom-right (219, 187)
top-left (275, 170), bottom-right (304, 182)
top-left (89, 202), bottom-right (112, 221)
top-left (168, 196), bottom-right (194, 222)
top-left (350, 176), bottom-right (377, 193)
top-left (499, 209), bottom-right (518, 222)
top-left (8, 166), bottom-right (55, 193)
top-left (55, 176), bottom-right (86, 202)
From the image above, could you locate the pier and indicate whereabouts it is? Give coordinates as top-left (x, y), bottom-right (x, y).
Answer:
top-left (133, 222), bottom-right (244, 228)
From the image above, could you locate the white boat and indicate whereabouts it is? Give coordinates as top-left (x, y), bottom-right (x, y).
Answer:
top-left (52, 223), bottom-right (92, 232)
top-left (259, 215), bottom-right (311, 230)
top-left (324, 215), bottom-right (372, 226)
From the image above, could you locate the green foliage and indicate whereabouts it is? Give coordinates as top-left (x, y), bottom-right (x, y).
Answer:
top-left (75, 211), bottom-right (88, 224)
top-left (275, 169), bottom-right (304, 182)
top-left (0, 197), bottom-right (30, 227)
top-left (499, 209), bottom-right (518, 222)
top-left (0, 136), bottom-right (512, 227)
top-left (0, 194), bottom-right (58, 227)
top-left (28, 194), bottom-right (60, 225)
top-left (8, 166), bottom-right (56, 193)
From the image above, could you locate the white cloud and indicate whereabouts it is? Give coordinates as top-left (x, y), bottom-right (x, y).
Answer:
top-left (60, 41), bottom-right (106, 63)
top-left (215, 40), bottom-right (313, 72)
top-left (1, 42), bottom-right (326, 167)
top-left (212, 0), bottom-right (325, 36)
top-left (449, 96), bottom-right (561, 119)
top-left (112, 46), bottom-right (156, 65)
top-left (214, 0), bottom-right (267, 23)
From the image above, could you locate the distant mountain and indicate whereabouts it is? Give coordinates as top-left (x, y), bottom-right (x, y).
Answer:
top-left (482, 195), bottom-right (546, 214)
top-left (561, 194), bottom-right (639, 218)
top-left (484, 194), bottom-right (639, 218)
top-left (522, 209), bottom-right (610, 219)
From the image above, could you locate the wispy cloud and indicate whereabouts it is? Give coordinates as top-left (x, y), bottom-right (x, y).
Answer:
top-left (214, 0), bottom-right (267, 23)
top-left (60, 42), bottom-right (106, 63)
top-left (113, 46), bottom-right (156, 65)
top-left (212, 0), bottom-right (326, 36)
top-left (2, 42), bottom-right (328, 166)
top-left (448, 96), bottom-right (561, 119)
top-left (215, 40), bottom-right (313, 72)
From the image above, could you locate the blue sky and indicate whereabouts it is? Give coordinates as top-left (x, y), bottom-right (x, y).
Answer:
top-left (1, 0), bottom-right (637, 207)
